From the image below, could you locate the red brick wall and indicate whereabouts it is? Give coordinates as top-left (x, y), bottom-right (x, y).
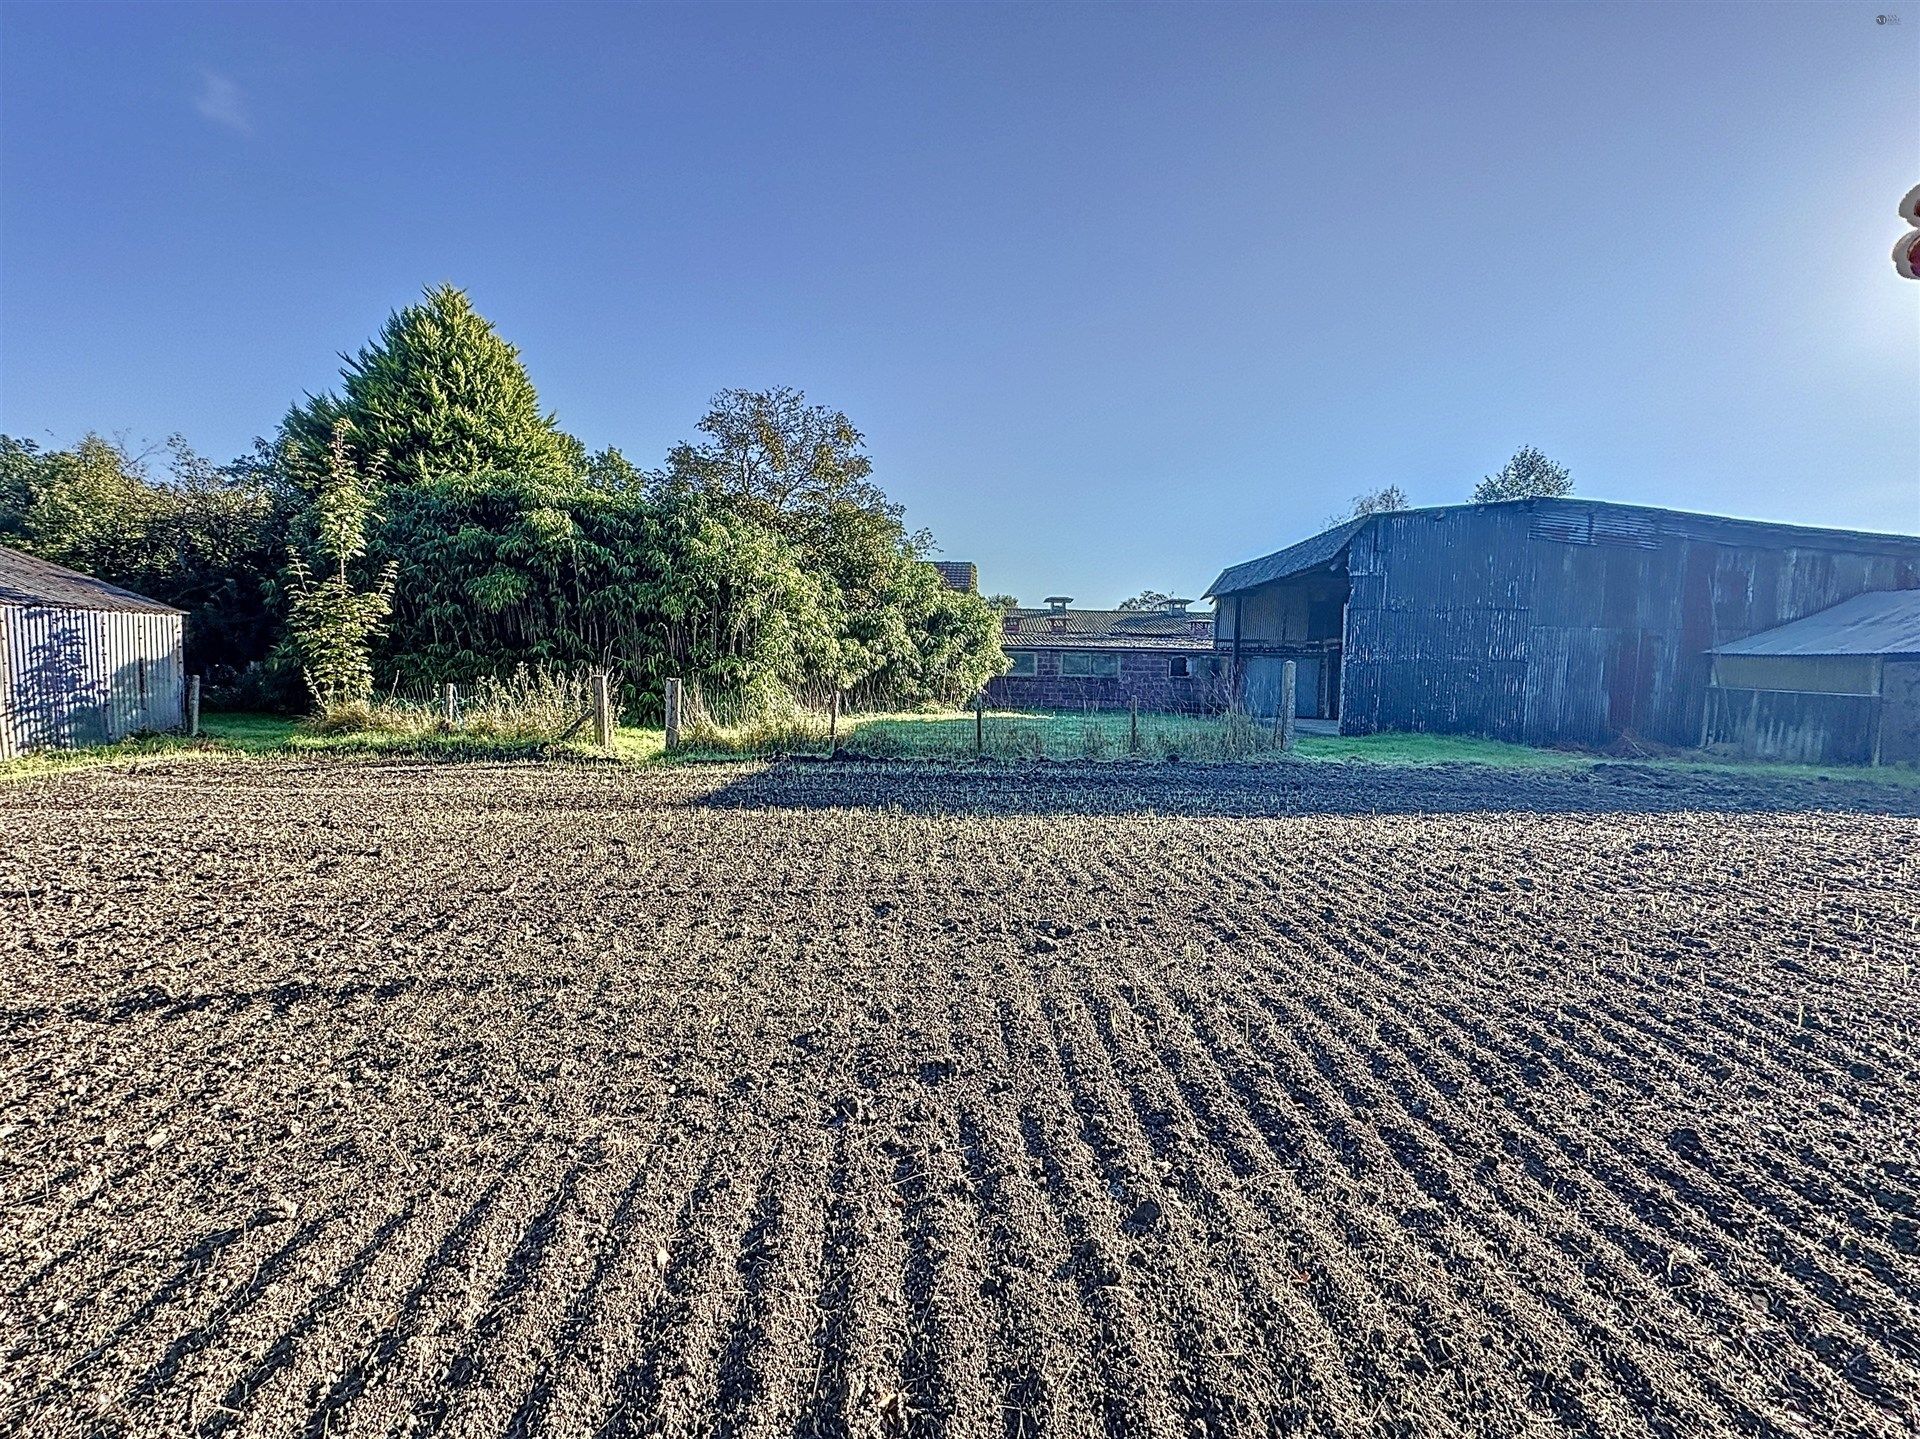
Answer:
top-left (985, 649), bottom-right (1232, 713)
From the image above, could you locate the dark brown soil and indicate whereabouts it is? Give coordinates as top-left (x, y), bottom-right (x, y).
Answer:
top-left (3, 758), bottom-right (1916, 1438)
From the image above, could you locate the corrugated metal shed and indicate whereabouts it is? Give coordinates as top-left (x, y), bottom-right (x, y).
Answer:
top-left (1209, 498), bottom-right (1920, 752)
top-left (1710, 590), bottom-right (1920, 658)
top-left (0, 546), bottom-right (185, 759)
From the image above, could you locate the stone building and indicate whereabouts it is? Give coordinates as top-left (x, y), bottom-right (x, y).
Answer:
top-left (986, 596), bottom-right (1228, 713)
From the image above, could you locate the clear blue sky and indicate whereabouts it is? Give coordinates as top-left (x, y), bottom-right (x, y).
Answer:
top-left (3, 1), bottom-right (1915, 606)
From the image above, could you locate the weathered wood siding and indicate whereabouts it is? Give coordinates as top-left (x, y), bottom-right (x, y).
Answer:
top-left (0, 604), bottom-right (185, 758)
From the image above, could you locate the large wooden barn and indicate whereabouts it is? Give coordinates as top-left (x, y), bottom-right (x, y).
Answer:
top-left (1206, 498), bottom-right (1920, 758)
top-left (0, 546), bottom-right (185, 758)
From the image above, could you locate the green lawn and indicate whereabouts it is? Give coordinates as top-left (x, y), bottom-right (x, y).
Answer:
top-left (3, 706), bottom-right (1914, 788)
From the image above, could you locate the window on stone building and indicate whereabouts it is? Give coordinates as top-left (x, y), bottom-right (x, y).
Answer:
top-left (1061, 652), bottom-right (1120, 678)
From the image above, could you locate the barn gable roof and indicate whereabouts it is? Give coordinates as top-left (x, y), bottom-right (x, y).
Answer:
top-left (0, 546), bottom-right (182, 615)
top-left (1711, 590), bottom-right (1920, 659)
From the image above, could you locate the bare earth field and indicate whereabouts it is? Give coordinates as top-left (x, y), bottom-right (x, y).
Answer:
top-left (2, 758), bottom-right (1917, 1439)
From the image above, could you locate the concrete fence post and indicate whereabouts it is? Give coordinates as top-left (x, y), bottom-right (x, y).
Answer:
top-left (592, 671), bottom-right (613, 751)
top-left (1279, 660), bottom-right (1298, 752)
top-left (829, 690), bottom-right (841, 753)
top-left (187, 675), bottom-right (201, 738)
top-left (444, 682), bottom-right (458, 728)
top-left (664, 678), bottom-right (683, 753)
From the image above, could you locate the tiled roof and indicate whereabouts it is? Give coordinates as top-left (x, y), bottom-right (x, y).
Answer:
top-left (1002, 608), bottom-right (1215, 651)
top-left (0, 546), bottom-right (181, 615)
top-left (1712, 590), bottom-right (1920, 658)
top-left (932, 560), bottom-right (977, 592)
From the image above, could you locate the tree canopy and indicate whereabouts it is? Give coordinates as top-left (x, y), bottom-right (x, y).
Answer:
top-left (8, 290), bottom-right (1007, 716)
top-left (281, 285), bottom-right (580, 491)
top-left (1335, 485), bottom-right (1411, 522)
top-left (1472, 447), bottom-right (1573, 504)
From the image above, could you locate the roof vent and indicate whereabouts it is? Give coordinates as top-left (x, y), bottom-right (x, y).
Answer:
top-left (1044, 595), bottom-right (1073, 613)
top-left (1162, 597), bottom-right (1192, 616)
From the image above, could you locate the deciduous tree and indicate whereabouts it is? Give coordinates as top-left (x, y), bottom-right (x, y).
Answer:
top-left (1472, 447), bottom-right (1573, 504)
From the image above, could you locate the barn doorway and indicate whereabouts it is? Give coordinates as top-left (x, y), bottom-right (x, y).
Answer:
top-left (1243, 653), bottom-right (1341, 721)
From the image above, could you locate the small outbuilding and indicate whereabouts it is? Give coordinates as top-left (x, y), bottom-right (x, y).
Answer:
top-left (0, 545), bottom-right (185, 759)
top-left (988, 595), bottom-right (1229, 713)
top-left (1706, 590), bottom-right (1920, 765)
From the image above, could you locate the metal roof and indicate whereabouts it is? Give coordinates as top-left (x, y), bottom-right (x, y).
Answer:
top-left (1002, 607), bottom-right (1215, 651)
top-left (1205, 516), bottom-right (1370, 598)
top-left (1711, 590), bottom-right (1920, 658)
top-left (1204, 498), bottom-right (1920, 599)
top-left (0, 546), bottom-right (182, 615)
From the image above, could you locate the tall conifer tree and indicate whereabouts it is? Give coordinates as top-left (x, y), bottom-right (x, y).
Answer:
top-left (281, 285), bottom-right (579, 489)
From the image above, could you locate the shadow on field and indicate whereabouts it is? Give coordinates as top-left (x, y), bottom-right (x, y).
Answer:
top-left (688, 758), bottom-right (1920, 820)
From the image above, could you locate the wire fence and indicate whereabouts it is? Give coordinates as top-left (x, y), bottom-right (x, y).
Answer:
top-left (674, 699), bottom-right (1302, 764)
top-left (315, 667), bottom-right (1305, 764)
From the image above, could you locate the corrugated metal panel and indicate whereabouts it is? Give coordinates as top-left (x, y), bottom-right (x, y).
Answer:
top-left (1528, 508), bottom-right (1592, 546)
top-left (1339, 509), bottom-right (1534, 741)
top-left (1711, 590), bottom-right (1920, 658)
top-left (1206, 517), bottom-right (1370, 598)
top-left (1589, 508), bottom-right (1660, 549)
top-left (1703, 688), bottom-right (1880, 765)
top-left (1522, 627), bottom-right (1612, 745)
top-left (0, 604), bottom-right (184, 758)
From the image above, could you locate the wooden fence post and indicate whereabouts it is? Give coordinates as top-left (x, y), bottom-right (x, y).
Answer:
top-left (592, 671), bottom-right (613, 751)
top-left (444, 682), bottom-right (458, 728)
top-left (975, 701), bottom-right (984, 759)
top-left (1130, 698), bottom-right (1139, 754)
top-left (829, 690), bottom-right (841, 753)
top-left (1279, 660), bottom-right (1297, 752)
top-left (187, 675), bottom-right (201, 737)
top-left (664, 678), bottom-right (683, 753)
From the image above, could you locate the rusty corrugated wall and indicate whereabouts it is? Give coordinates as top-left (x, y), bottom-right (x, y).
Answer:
top-left (0, 604), bottom-right (185, 758)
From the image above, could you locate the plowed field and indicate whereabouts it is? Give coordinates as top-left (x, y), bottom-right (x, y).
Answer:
top-left (3, 759), bottom-right (1917, 1438)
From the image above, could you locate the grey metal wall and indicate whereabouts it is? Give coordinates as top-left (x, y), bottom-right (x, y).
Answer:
top-left (1702, 688), bottom-right (1881, 765)
top-left (1338, 503), bottom-right (1920, 748)
top-left (1341, 506), bottom-right (1536, 741)
top-left (0, 604), bottom-right (185, 758)
top-left (1877, 662), bottom-right (1920, 767)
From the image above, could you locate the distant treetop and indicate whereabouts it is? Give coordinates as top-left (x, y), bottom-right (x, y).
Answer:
top-left (1333, 485), bottom-right (1411, 524)
top-left (1472, 446), bottom-right (1573, 504)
